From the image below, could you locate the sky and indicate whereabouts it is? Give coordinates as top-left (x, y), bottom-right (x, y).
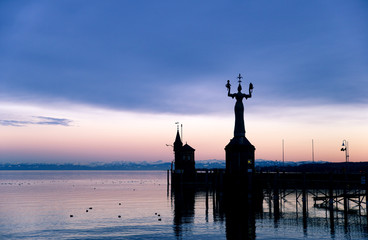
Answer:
top-left (0, 0), bottom-right (367, 164)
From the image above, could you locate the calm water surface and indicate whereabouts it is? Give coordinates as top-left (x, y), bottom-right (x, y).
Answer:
top-left (0, 171), bottom-right (367, 239)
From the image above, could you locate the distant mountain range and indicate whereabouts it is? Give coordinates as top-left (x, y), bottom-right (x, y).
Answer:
top-left (2, 159), bottom-right (368, 173)
top-left (0, 159), bottom-right (329, 171)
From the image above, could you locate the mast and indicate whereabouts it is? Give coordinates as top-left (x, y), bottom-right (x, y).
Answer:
top-left (282, 139), bottom-right (285, 167)
top-left (312, 139), bottom-right (314, 163)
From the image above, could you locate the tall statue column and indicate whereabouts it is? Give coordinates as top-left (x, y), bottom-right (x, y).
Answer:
top-left (225, 74), bottom-right (255, 175)
top-left (226, 74), bottom-right (253, 137)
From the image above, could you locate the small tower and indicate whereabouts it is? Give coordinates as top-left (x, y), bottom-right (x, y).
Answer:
top-left (181, 143), bottom-right (195, 173)
top-left (173, 129), bottom-right (195, 175)
top-left (173, 129), bottom-right (183, 169)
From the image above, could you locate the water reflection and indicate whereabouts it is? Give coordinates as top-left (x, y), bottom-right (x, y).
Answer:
top-left (224, 190), bottom-right (256, 240)
top-left (1, 171), bottom-right (368, 239)
top-left (171, 185), bottom-right (368, 239)
top-left (172, 186), bottom-right (195, 237)
top-left (171, 186), bottom-right (258, 239)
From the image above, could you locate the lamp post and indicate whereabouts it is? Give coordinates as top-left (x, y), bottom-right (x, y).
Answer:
top-left (341, 140), bottom-right (349, 163)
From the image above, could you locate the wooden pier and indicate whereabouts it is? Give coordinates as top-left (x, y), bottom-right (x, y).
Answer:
top-left (170, 169), bottom-right (368, 217)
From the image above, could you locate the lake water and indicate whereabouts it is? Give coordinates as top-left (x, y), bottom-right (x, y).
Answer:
top-left (0, 171), bottom-right (367, 239)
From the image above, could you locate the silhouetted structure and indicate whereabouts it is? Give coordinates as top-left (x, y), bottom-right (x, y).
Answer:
top-left (225, 74), bottom-right (255, 175)
top-left (170, 172), bottom-right (368, 240)
top-left (168, 74), bottom-right (368, 239)
top-left (173, 129), bottom-right (195, 181)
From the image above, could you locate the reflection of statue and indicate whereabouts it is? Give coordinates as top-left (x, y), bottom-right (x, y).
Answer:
top-left (226, 74), bottom-right (253, 137)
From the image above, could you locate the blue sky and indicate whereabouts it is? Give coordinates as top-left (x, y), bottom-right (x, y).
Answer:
top-left (0, 1), bottom-right (367, 163)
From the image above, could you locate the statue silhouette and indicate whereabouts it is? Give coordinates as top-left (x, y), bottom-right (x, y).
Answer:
top-left (226, 74), bottom-right (253, 137)
top-left (225, 73), bottom-right (255, 175)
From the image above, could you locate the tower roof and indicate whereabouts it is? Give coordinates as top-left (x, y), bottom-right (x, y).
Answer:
top-left (174, 130), bottom-right (182, 144)
top-left (173, 130), bottom-right (183, 151)
top-left (182, 143), bottom-right (195, 151)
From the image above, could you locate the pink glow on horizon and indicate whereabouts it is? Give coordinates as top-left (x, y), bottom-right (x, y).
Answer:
top-left (0, 102), bottom-right (367, 163)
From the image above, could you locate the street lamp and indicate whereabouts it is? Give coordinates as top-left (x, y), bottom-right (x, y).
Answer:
top-left (341, 140), bottom-right (349, 163)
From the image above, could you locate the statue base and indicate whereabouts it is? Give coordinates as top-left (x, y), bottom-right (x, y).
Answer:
top-left (225, 136), bottom-right (255, 175)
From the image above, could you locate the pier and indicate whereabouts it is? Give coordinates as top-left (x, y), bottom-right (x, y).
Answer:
top-left (169, 74), bottom-right (368, 234)
top-left (171, 169), bottom-right (368, 213)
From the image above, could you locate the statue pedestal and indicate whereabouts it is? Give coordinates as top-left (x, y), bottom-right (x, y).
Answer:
top-left (225, 136), bottom-right (255, 175)
top-left (225, 136), bottom-right (256, 206)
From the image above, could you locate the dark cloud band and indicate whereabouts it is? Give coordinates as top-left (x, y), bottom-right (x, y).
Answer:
top-left (0, 116), bottom-right (72, 127)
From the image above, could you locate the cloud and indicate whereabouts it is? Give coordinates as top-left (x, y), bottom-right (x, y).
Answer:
top-left (0, 1), bottom-right (367, 114)
top-left (0, 116), bottom-right (72, 127)
top-left (33, 116), bottom-right (72, 126)
top-left (0, 120), bottom-right (33, 127)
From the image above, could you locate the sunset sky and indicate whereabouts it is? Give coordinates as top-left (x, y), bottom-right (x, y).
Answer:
top-left (0, 0), bottom-right (367, 163)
